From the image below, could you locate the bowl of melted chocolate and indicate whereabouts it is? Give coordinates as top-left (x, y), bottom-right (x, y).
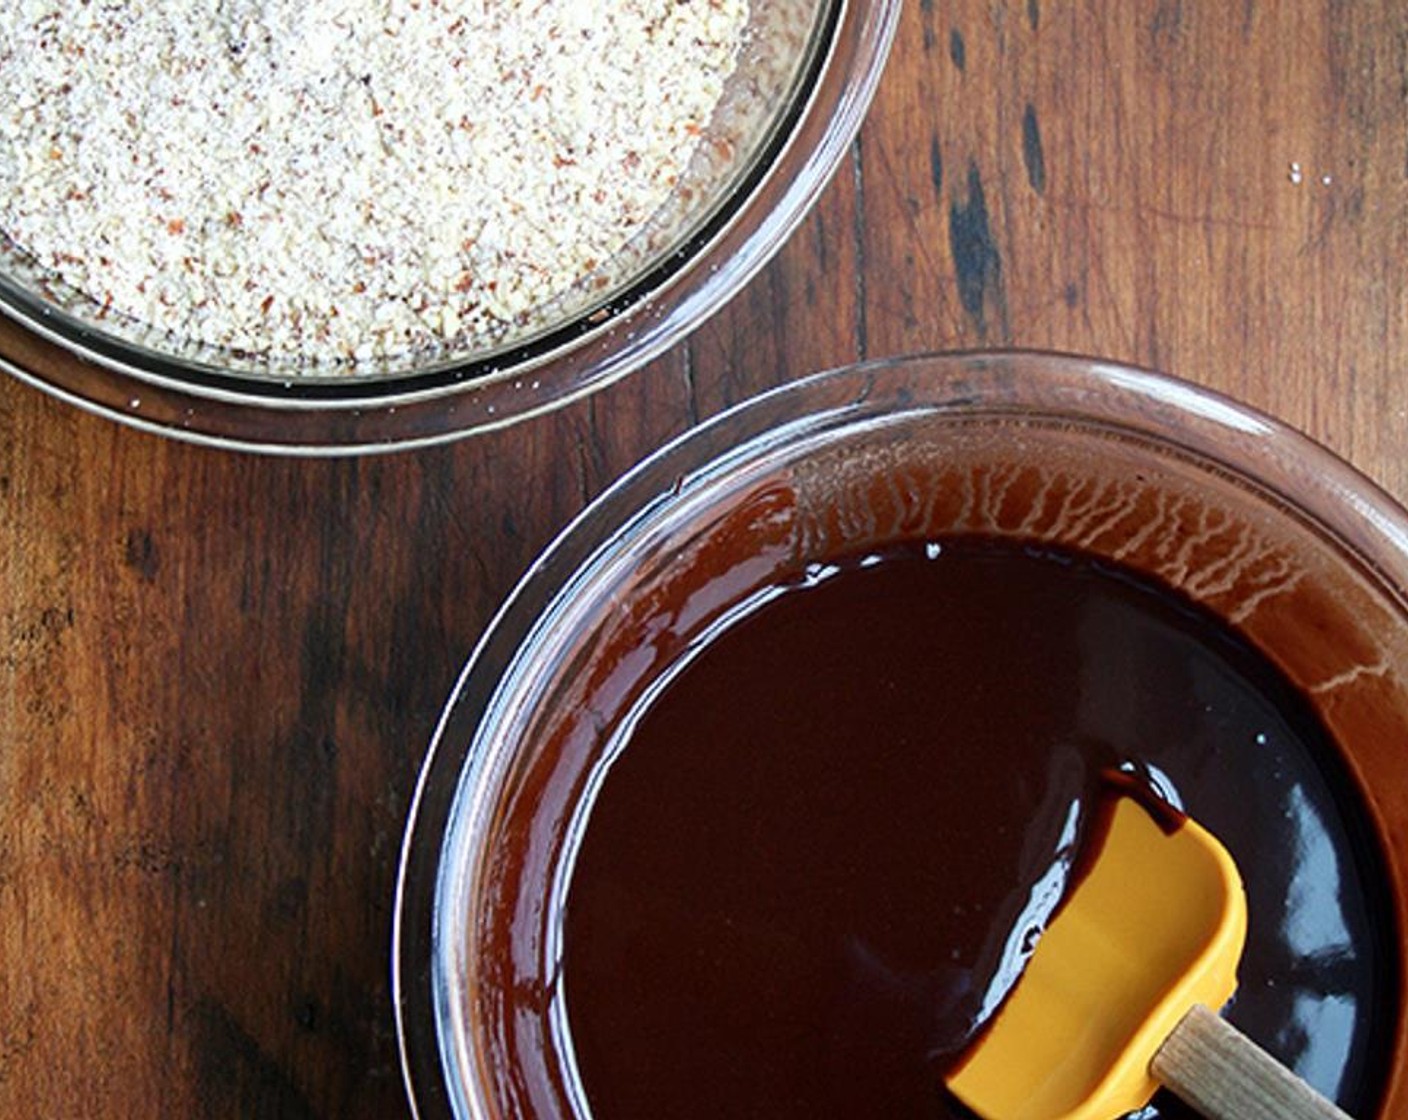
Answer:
top-left (395, 352), bottom-right (1408, 1120)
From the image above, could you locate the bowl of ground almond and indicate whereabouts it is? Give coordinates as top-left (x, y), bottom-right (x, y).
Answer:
top-left (0, 0), bottom-right (897, 452)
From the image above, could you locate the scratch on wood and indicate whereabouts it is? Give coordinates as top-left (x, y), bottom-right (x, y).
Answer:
top-left (195, 999), bottom-right (318, 1119)
top-left (573, 433), bottom-right (592, 509)
top-left (1021, 103), bottom-right (1047, 194)
top-left (681, 341), bottom-right (700, 428)
top-left (1150, 0), bottom-right (1185, 45)
top-left (1045, 190), bottom-right (1277, 233)
top-left (0, 998), bottom-right (38, 1085)
top-left (811, 207), bottom-right (829, 278)
top-left (124, 526), bottom-right (160, 582)
top-left (948, 161), bottom-right (1008, 339)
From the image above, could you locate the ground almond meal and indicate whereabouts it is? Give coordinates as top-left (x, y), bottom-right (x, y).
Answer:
top-left (0, 0), bottom-right (750, 372)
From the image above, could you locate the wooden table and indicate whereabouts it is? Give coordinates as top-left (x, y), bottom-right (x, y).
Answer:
top-left (2, 2), bottom-right (1405, 1115)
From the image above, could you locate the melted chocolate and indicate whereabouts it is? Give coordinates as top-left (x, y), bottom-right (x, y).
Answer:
top-left (558, 537), bottom-right (1397, 1118)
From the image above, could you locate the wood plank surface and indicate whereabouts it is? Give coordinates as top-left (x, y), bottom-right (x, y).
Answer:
top-left (2, 2), bottom-right (1407, 1116)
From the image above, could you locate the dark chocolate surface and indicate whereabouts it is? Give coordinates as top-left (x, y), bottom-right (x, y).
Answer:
top-left (558, 537), bottom-right (1396, 1118)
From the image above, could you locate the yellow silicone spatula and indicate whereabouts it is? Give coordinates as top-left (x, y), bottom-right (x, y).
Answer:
top-left (945, 793), bottom-right (1357, 1120)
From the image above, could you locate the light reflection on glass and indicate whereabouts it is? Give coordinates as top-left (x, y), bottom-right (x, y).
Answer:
top-left (1282, 785), bottom-right (1353, 957)
top-left (1279, 993), bottom-right (1357, 1102)
top-left (1277, 782), bottom-right (1357, 1099)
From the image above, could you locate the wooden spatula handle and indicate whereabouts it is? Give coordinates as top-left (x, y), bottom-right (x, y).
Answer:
top-left (1151, 1003), bottom-right (1356, 1120)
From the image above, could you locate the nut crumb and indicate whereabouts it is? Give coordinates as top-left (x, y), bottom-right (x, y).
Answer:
top-left (0, 0), bottom-right (750, 373)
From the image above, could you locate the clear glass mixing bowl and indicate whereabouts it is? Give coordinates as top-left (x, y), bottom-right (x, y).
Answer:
top-left (395, 352), bottom-right (1408, 1118)
top-left (0, 0), bottom-right (898, 453)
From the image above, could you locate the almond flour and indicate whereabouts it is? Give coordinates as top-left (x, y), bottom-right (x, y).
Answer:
top-left (0, 0), bottom-right (749, 372)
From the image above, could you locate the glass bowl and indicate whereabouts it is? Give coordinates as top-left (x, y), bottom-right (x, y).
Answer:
top-left (0, 0), bottom-right (897, 454)
top-left (394, 351), bottom-right (1408, 1118)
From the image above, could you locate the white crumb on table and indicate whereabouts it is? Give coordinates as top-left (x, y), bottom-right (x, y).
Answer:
top-left (0, 0), bottom-right (749, 372)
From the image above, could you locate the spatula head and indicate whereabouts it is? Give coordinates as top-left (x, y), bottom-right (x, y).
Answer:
top-left (945, 794), bottom-right (1247, 1120)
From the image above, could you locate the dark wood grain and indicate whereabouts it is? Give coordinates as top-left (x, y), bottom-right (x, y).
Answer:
top-left (3, 2), bottom-right (1407, 1116)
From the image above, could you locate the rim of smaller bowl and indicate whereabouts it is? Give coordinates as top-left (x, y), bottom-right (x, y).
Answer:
top-left (393, 350), bottom-right (1408, 1119)
top-left (0, 0), bottom-right (900, 456)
